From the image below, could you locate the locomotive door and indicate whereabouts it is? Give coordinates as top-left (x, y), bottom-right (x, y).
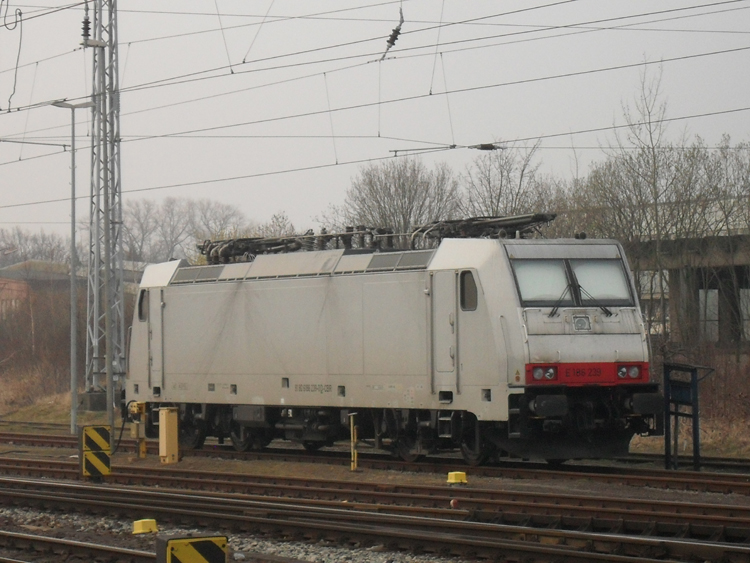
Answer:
top-left (148, 288), bottom-right (164, 390)
top-left (432, 270), bottom-right (458, 392)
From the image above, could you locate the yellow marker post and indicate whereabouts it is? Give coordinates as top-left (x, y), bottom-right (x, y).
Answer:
top-left (128, 402), bottom-right (148, 459)
top-left (349, 412), bottom-right (358, 471)
top-left (79, 425), bottom-right (112, 479)
top-left (156, 535), bottom-right (227, 563)
top-left (159, 407), bottom-right (179, 464)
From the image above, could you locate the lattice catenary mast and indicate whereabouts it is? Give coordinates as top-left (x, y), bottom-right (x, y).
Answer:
top-left (82, 0), bottom-right (124, 425)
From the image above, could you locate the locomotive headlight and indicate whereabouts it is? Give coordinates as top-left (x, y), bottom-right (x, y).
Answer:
top-left (617, 366), bottom-right (627, 379)
top-left (544, 367), bottom-right (557, 380)
top-left (628, 366), bottom-right (640, 378)
top-left (533, 367), bottom-right (544, 380)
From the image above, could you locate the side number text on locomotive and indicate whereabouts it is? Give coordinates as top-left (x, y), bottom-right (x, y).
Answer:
top-left (564, 366), bottom-right (602, 378)
top-left (294, 384), bottom-right (332, 394)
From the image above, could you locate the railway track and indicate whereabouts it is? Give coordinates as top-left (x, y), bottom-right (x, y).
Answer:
top-left (2, 429), bottom-right (750, 495)
top-left (1, 457), bottom-right (750, 545)
top-left (0, 528), bottom-right (319, 563)
top-left (2, 474), bottom-right (749, 562)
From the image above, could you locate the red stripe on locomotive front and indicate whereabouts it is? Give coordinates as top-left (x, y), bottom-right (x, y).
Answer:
top-left (525, 362), bottom-right (650, 386)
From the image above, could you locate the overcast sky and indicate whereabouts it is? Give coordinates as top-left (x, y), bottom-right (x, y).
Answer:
top-left (1, 0), bottom-right (748, 239)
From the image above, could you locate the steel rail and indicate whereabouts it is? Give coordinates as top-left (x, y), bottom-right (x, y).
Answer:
top-left (0, 529), bottom-right (155, 562)
top-left (0, 477), bottom-right (749, 562)
top-left (2, 430), bottom-right (750, 494)
top-left (1, 457), bottom-right (750, 537)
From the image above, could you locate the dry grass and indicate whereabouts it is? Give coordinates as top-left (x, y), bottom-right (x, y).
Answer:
top-left (631, 417), bottom-right (750, 458)
top-left (1, 391), bottom-right (108, 426)
top-left (0, 366), bottom-right (47, 413)
top-left (0, 368), bottom-right (108, 425)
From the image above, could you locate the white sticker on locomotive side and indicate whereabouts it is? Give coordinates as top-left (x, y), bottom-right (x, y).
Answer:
top-left (294, 384), bottom-right (333, 394)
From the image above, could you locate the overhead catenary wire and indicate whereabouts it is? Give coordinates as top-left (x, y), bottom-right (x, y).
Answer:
top-left (214, 0), bottom-right (234, 73)
top-left (17, 61), bottom-right (38, 160)
top-left (323, 72), bottom-right (338, 165)
top-left (1, 42), bottom-right (748, 158)
top-left (0, 147), bottom-right (457, 210)
top-left (1, 0), bottom-right (23, 111)
top-left (0, 0), bottom-right (745, 118)
top-left (0, 0), bottom-right (746, 189)
top-left (25, 0), bottom-right (582, 101)
top-left (439, 53), bottom-right (455, 147)
top-left (241, 0), bottom-right (274, 63)
top-left (1, 104), bottom-right (749, 208)
top-left (428, 0), bottom-right (445, 96)
top-left (3, 0), bottom-right (747, 83)
top-left (109, 45), bottom-right (750, 145)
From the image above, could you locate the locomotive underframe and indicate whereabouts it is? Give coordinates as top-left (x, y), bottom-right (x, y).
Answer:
top-left (499, 382), bottom-right (663, 459)
top-left (139, 380), bottom-right (662, 464)
top-left (141, 401), bottom-right (488, 462)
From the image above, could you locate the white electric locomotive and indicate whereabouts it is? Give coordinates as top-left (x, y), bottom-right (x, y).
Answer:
top-left (124, 216), bottom-right (663, 464)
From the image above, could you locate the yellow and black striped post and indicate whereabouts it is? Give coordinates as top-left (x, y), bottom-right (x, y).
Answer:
top-left (156, 535), bottom-right (227, 563)
top-left (79, 425), bottom-right (111, 479)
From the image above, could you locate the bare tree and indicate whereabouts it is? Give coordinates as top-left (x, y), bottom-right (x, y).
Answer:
top-left (710, 135), bottom-right (750, 236)
top-left (0, 228), bottom-right (69, 268)
top-left (575, 68), bottom-right (750, 348)
top-left (122, 199), bottom-right (159, 262)
top-left (155, 197), bottom-right (195, 261)
top-left (190, 199), bottom-right (249, 242)
top-left (256, 211), bottom-right (296, 238)
top-left (122, 197), bottom-right (254, 263)
top-left (324, 158), bottom-right (461, 247)
top-left (460, 141), bottom-right (546, 217)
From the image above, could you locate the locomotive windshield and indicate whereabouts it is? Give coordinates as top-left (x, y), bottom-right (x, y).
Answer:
top-left (511, 258), bottom-right (634, 308)
top-left (512, 259), bottom-right (574, 306)
top-left (569, 259), bottom-right (632, 305)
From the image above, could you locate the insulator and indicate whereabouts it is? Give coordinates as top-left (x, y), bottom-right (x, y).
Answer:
top-left (82, 15), bottom-right (91, 40)
top-left (386, 27), bottom-right (401, 48)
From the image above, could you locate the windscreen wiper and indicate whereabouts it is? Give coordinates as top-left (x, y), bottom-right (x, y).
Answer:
top-left (548, 285), bottom-right (573, 318)
top-left (578, 284), bottom-right (613, 317)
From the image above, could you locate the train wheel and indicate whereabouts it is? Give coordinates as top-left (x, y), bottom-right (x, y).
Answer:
top-left (460, 442), bottom-right (488, 466)
top-left (395, 436), bottom-right (423, 463)
top-left (302, 441), bottom-right (323, 452)
top-left (229, 423), bottom-right (253, 452)
top-left (460, 414), bottom-right (489, 466)
top-left (179, 419), bottom-right (206, 450)
top-left (258, 431), bottom-right (273, 448)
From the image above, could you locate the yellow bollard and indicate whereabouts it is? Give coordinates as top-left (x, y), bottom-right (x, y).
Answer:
top-left (133, 519), bottom-right (158, 534)
top-left (349, 412), bottom-right (358, 471)
top-left (447, 471), bottom-right (467, 484)
top-left (159, 407), bottom-right (179, 464)
top-left (128, 402), bottom-right (148, 459)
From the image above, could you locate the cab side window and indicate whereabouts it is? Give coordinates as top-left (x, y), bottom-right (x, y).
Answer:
top-left (460, 271), bottom-right (477, 311)
top-left (137, 289), bottom-right (149, 322)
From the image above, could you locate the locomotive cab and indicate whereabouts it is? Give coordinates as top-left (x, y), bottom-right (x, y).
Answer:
top-left (494, 241), bottom-right (664, 460)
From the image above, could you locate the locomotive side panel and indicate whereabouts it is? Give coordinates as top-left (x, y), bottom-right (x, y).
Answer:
top-left (325, 275), bottom-right (364, 376)
top-left (135, 270), bottom-right (435, 409)
top-left (363, 277), bottom-right (428, 376)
